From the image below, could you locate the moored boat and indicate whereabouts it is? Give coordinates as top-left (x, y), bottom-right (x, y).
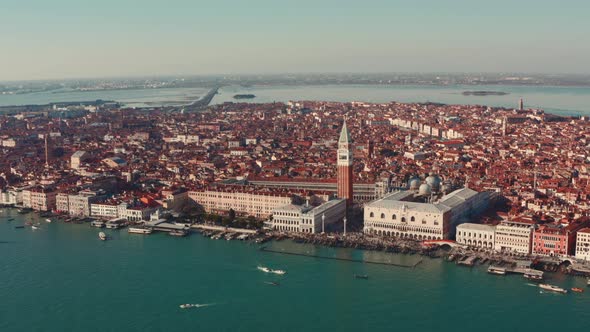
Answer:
top-left (99, 232), bottom-right (107, 241)
top-left (487, 266), bottom-right (506, 275)
top-left (31, 225), bottom-right (40, 230)
top-left (128, 227), bottom-right (152, 235)
top-left (523, 269), bottom-right (544, 281)
top-left (571, 287), bottom-right (584, 293)
top-left (169, 229), bottom-right (188, 237)
top-left (90, 220), bottom-right (105, 228)
top-left (539, 284), bottom-right (567, 294)
top-left (45, 218), bottom-right (52, 223)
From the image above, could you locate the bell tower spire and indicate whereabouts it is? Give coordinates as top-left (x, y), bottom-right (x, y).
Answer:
top-left (337, 120), bottom-right (353, 205)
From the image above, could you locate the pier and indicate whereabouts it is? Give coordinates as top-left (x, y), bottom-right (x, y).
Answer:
top-left (191, 224), bottom-right (258, 234)
top-left (260, 246), bottom-right (423, 268)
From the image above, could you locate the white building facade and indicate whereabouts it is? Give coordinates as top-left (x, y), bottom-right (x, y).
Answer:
top-left (456, 223), bottom-right (496, 249)
top-left (575, 228), bottom-right (590, 261)
top-left (494, 221), bottom-right (534, 254)
top-left (363, 188), bottom-right (491, 240)
top-left (269, 199), bottom-right (346, 234)
top-left (188, 190), bottom-right (292, 219)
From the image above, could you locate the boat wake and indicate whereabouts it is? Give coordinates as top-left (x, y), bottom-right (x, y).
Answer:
top-left (179, 303), bottom-right (215, 309)
top-left (257, 266), bottom-right (286, 275)
top-left (525, 283), bottom-right (538, 287)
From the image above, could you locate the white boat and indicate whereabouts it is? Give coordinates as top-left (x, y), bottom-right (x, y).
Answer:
top-left (128, 227), bottom-right (152, 234)
top-left (180, 303), bottom-right (210, 309)
top-left (91, 220), bottom-right (105, 228)
top-left (257, 266), bottom-right (271, 273)
top-left (99, 232), bottom-right (107, 241)
top-left (45, 218), bottom-right (52, 223)
top-left (539, 284), bottom-right (567, 294)
top-left (523, 269), bottom-right (544, 281)
top-left (587, 278), bottom-right (590, 287)
top-left (31, 225), bottom-right (40, 230)
top-left (487, 266), bottom-right (506, 275)
top-left (271, 269), bottom-right (286, 275)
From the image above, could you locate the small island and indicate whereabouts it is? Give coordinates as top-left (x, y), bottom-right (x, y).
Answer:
top-left (233, 94), bottom-right (256, 99)
top-left (462, 91), bottom-right (509, 96)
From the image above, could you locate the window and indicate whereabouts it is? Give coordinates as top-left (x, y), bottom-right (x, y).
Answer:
top-left (380, 213), bottom-right (385, 219)
top-left (370, 212), bottom-right (374, 218)
top-left (411, 216), bottom-right (415, 222)
top-left (392, 214), bottom-right (396, 220)
top-left (401, 217), bottom-right (406, 223)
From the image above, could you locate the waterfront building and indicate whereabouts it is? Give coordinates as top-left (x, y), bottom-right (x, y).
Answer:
top-left (337, 121), bottom-right (353, 205)
top-left (575, 228), bottom-right (590, 261)
top-left (248, 178), bottom-right (381, 203)
top-left (532, 220), bottom-right (589, 257)
top-left (67, 190), bottom-right (102, 217)
top-left (56, 193), bottom-right (69, 213)
top-left (456, 223), bottom-right (496, 249)
top-left (188, 189), bottom-right (292, 219)
top-left (363, 187), bottom-right (492, 240)
top-left (91, 202), bottom-right (156, 221)
top-left (268, 199), bottom-right (346, 233)
top-left (494, 220), bottom-right (534, 254)
top-left (22, 187), bottom-right (57, 212)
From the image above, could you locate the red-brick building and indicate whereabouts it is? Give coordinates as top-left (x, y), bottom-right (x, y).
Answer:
top-left (532, 219), bottom-right (589, 256)
top-left (337, 121), bottom-right (353, 205)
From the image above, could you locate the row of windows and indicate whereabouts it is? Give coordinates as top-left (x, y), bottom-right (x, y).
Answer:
top-left (369, 212), bottom-right (436, 225)
top-left (457, 231), bottom-right (493, 239)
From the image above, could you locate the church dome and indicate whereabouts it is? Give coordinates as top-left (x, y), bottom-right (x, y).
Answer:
top-left (426, 173), bottom-right (442, 191)
top-left (408, 176), bottom-right (420, 190)
top-left (418, 183), bottom-right (432, 196)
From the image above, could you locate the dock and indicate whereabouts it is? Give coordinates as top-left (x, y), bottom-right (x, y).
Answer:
top-left (260, 246), bottom-right (421, 268)
top-left (191, 224), bottom-right (257, 234)
top-left (457, 255), bottom-right (478, 266)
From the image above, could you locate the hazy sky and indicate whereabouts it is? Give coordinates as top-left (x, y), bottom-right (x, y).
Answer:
top-left (1, 0), bottom-right (589, 80)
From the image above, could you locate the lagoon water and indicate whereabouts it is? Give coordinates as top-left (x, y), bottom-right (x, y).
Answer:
top-left (1, 209), bottom-right (589, 332)
top-left (211, 84), bottom-right (590, 116)
top-left (1, 84), bottom-right (590, 116)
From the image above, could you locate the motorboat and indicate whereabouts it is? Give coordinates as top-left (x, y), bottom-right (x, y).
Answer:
top-left (354, 274), bottom-right (369, 279)
top-left (179, 304), bottom-right (194, 309)
top-left (571, 287), bottom-right (584, 293)
top-left (270, 269), bottom-right (286, 275)
top-left (99, 232), bottom-right (107, 241)
top-left (15, 225), bottom-right (25, 229)
top-left (257, 266), bottom-right (271, 273)
top-left (45, 218), bottom-right (52, 223)
top-left (539, 284), bottom-right (567, 294)
top-left (31, 225), bottom-right (40, 230)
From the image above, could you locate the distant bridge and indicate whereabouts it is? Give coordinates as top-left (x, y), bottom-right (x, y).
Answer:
top-left (422, 240), bottom-right (463, 248)
top-left (182, 86), bottom-right (220, 111)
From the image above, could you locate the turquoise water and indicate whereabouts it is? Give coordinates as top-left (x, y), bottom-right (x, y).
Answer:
top-left (1, 209), bottom-right (589, 332)
top-left (212, 84), bottom-right (590, 116)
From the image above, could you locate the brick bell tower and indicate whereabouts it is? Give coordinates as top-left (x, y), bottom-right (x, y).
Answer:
top-left (337, 120), bottom-right (353, 205)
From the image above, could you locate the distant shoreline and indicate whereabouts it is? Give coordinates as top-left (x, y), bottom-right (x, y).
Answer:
top-left (462, 91), bottom-right (509, 96)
